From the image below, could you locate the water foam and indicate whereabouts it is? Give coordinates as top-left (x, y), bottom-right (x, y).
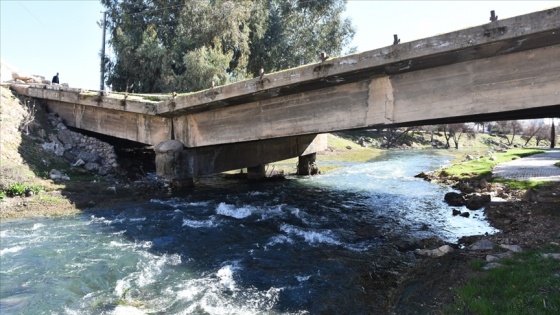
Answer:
top-left (216, 264), bottom-right (237, 291)
top-left (174, 276), bottom-right (285, 315)
top-left (265, 235), bottom-right (294, 248)
top-left (216, 203), bottom-right (253, 219)
top-left (0, 245), bottom-right (25, 257)
top-left (31, 223), bottom-right (44, 230)
top-left (182, 218), bottom-right (218, 228)
top-left (90, 215), bottom-right (113, 225)
top-left (115, 253), bottom-right (181, 298)
top-left (150, 198), bottom-right (209, 208)
top-left (279, 224), bottom-right (341, 246)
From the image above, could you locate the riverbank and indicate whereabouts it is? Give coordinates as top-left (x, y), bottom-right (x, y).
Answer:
top-left (389, 150), bottom-right (560, 314)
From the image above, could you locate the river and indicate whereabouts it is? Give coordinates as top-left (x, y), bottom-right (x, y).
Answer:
top-left (0, 150), bottom-right (497, 314)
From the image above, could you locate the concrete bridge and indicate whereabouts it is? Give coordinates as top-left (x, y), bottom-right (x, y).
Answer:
top-left (10, 7), bottom-right (560, 186)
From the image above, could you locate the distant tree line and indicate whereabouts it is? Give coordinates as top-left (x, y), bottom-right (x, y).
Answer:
top-left (374, 119), bottom-right (558, 149)
top-left (100, 0), bottom-right (355, 93)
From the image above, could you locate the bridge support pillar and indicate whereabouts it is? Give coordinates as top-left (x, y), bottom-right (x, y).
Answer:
top-left (297, 153), bottom-right (318, 175)
top-left (154, 140), bottom-right (194, 188)
top-left (247, 165), bottom-right (266, 180)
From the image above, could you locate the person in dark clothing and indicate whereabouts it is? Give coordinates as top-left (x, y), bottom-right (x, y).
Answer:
top-left (52, 72), bottom-right (59, 84)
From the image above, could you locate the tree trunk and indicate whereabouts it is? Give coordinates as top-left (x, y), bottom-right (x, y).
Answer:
top-left (551, 122), bottom-right (556, 149)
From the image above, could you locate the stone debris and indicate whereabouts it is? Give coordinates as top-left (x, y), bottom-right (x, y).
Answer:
top-left (8, 72), bottom-right (51, 84)
top-left (49, 169), bottom-right (70, 181)
top-left (42, 112), bottom-right (120, 178)
top-left (414, 245), bottom-right (454, 258)
top-left (499, 244), bottom-right (523, 253)
top-left (483, 262), bottom-right (502, 270)
top-left (469, 239), bottom-right (495, 251)
top-left (541, 253), bottom-right (560, 260)
top-left (486, 252), bottom-right (513, 262)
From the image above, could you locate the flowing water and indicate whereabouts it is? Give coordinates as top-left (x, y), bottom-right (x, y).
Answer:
top-left (0, 150), bottom-right (497, 314)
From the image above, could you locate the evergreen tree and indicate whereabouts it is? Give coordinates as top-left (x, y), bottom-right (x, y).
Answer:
top-left (247, 0), bottom-right (356, 77)
top-left (101, 0), bottom-right (354, 93)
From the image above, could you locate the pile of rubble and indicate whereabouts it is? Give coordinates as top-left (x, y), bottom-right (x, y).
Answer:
top-left (41, 112), bottom-right (120, 179)
top-left (7, 72), bottom-right (52, 85)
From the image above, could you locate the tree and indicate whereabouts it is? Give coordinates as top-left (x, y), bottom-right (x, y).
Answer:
top-left (551, 119), bottom-right (557, 149)
top-left (534, 124), bottom-right (550, 146)
top-left (101, 0), bottom-right (355, 93)
top-left (383, 127), bottom-right (414, 148)
top-left (495, 120), bottom-right (522, 145)
top-left (441, 123), bottom-right (475, 149)
top-left (246, 0), bottom-right (356, 77)
top-left (522, 119), bottom-right (544, 146)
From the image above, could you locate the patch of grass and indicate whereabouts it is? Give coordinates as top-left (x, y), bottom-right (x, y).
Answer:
top-left (438, 148), bottom-right (545, 179)
top-left (495, 179), bottom-right (546, 190)
top-left (445, 245), bottom-right (560, 315)
top-left (35, 193), bottom-right (64, 203)
top-left (143, 95), bottom-right (164, 102)
top-left (469, 259), bottom-right (486, 272)
top-left (555, 162), bottom-right (560, 168)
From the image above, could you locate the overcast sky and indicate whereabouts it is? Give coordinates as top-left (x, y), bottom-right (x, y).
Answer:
top-left (1, 1), bottom-right (558, 90)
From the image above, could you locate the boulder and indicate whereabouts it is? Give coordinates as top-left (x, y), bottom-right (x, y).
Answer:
top-left (465, 193), bottom-right (491, 210)
top-left (84, 162), bottom-right (100, 172)
top-left (444, 192), bottom-right (465, 206)
top-left (486, 252), bottom-right (513, 262)
top-left (72, 159), bottom-right (85, 167)
top-left (49, 169), bottom-right (69, 180)
top-left (77, 151), bottom-right (101, 163)
top-left (57, 129), bottom-right (74, 146)
top-left (500, 244), bottom-right (523, 253)
top-left (470, 239), bottom-right (495, 251)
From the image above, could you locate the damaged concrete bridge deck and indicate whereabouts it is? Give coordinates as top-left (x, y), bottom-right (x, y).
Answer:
top-left (10, 7), bottom-right (560, 185)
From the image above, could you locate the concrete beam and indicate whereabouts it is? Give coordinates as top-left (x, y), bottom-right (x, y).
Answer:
top-left (174, 45), bottom-right (560, 147)
top-left (190, 134), bottom-right (326, 176)
top-left (46, 100), bottom-right (172, 145)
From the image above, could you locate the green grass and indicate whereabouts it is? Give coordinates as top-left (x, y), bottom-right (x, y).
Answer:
top-left (35, 193), bottom-right (64, 203)
top-left (445, 245), bottom-right (560, 315)
top-left (438, 148), bottom-right (546, 179)
top-left (495, 179), bottom-right (547, 190)
top-left (1, 182), bottom-right (44, 197)
top-left (142, 95), bottom-right (165, 102)
top-left (555, 162), bottom-right (560, 168)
